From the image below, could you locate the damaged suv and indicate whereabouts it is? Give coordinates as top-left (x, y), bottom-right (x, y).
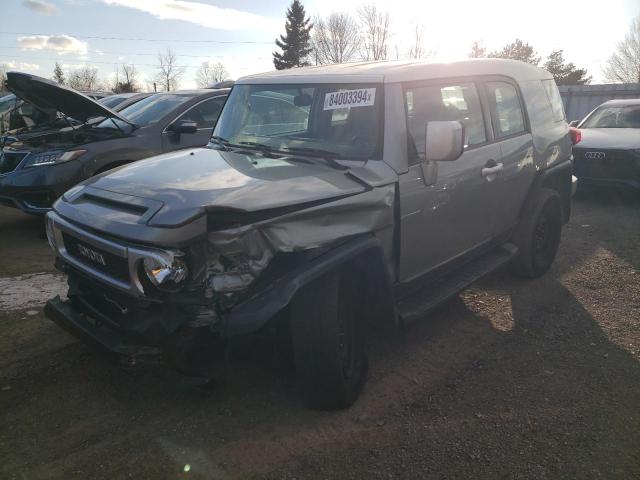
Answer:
top-left (44, 59), bottom-right (574, 409)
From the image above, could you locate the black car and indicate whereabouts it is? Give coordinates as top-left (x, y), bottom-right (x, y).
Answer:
top-left (0, 72), bottom-right (228, 214)
top-left (571, 99), bottom-right (640, 191)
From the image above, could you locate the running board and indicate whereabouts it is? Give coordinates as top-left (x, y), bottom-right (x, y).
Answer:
top-left (397, 243), bottom-right (518, 324)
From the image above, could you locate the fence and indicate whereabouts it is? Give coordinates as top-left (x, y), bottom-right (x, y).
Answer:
top-left (559, 83), bottom-right (640, 122)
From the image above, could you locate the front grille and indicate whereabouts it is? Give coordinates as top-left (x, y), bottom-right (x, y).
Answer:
top-left (573, 148), bottom-right (639, 180)
top-left (0, 151), bottom-right (28, 175)
top-left (62, 232), bottom-right (130, 283)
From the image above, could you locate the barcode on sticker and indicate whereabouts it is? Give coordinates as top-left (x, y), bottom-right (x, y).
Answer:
top-left (323, 88), bottom-right (376, 110)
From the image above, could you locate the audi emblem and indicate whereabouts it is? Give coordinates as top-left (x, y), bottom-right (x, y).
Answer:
top-left (585, 151), bottom-right (606, 160)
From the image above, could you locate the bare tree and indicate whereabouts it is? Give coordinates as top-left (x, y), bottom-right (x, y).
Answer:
top-left (0, 64), bottom-right (7, 94)
top-left (155, 48), bottom-right (184, 91)
top-left (358, 4), bottom-right (391, 61)
top-left (68, 66), bottom-right (102, 91)
top-left (408, 24), bottom-right (429, 59)
top-left (468, 40), bottom-right (486, 58)
top-left (603, 15), bottom-right (640, 83)
top-left (113, 64), bottom-right (140, 93)
top-left (195, 61), bottom-right (230, 88)
top-left (312, 12), bottom-right (360, 65)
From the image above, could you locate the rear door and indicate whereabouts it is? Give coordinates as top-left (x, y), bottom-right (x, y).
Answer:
top-left (398, 78), bottom-right (501, 282)
top-left (480, 78), bottom-right (535, 237)
top-left (161, 96), bottom-right (226, 152)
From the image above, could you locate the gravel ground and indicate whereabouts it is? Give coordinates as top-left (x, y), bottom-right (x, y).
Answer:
top-left (0, 190), bottom-right (639, 480)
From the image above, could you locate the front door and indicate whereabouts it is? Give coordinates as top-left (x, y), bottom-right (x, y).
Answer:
top-left (398, 79), bottom-right (499, 282)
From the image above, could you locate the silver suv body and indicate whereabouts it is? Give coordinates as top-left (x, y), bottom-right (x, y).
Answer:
top-left (45, 59), bottom-right (573, 408)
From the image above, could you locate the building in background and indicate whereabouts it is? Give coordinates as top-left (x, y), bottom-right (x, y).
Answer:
top-left (560, 83), bottom-right (640, 122)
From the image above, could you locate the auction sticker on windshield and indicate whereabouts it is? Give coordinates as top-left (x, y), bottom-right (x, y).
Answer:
top-left (324, 88), bottom-right (376, 110)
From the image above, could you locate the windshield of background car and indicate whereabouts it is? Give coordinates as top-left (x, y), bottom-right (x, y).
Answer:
top-left (98, 95), bottom-right (130, 109)
top-left (94, 93), bottom-right (195, 130)
top-left (582, 105), bottom-right (640, 128)
top-left (0, 94), bottom-right (18, 116)
top-left (213, 83), bottom-right (384, 160)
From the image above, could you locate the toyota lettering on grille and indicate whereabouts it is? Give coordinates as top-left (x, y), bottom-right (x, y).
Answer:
top-left (77, 244), bottom-right (107, 267)
top-left (585, 151), bottom-right (606, 160)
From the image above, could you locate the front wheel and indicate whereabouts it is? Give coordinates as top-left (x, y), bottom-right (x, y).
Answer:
top-left (511, 188), bottom-right (563, 278)
top-left (290, 269), bottom-right (368, 410)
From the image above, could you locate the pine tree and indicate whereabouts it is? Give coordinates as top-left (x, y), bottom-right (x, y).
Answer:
top-left (53, 62), bottom-right (65, 85)
top-left (488, 39), bottom-right (540, 65)
top-left (273, 0), bottom-right (312, 70)
top-left (544, 50), bottom-right (591, 85)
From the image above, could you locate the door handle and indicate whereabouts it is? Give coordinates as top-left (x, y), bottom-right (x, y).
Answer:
top-left (481, 162), bottom-right (504, 180)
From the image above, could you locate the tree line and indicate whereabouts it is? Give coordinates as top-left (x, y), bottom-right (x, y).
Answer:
top-left (272, 0), bottom-right (640, 85)
top-left (43, 53), bottom-right (230, 93)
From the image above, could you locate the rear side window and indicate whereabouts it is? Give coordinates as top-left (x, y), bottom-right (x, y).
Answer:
top-left (177, 97), bottom-right (226, 129)
top-left (487, 82), bottom-right (525, 138)
top-left (542, 79), bottom-right (566, 122)
top-left (404, 82), bottom-right (486, 160)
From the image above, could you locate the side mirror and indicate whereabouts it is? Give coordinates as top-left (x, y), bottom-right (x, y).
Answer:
top-left (425, 121), bottom-right (465, 162)
top-left (568, 120), bottom-right (580, 127)
top-left (170, 119), bottom-right (198, 134)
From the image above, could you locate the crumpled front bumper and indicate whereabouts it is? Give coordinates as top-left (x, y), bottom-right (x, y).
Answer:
top-left (45, 295), bottom-right (163, 368)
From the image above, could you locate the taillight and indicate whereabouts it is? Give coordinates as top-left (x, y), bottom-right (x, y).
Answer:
top-left (569, 127), bottom-right (581, 145)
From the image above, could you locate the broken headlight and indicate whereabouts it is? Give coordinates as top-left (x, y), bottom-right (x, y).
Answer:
top-left (24, 149), bottom-right (86, 168)
top-left (143, 255), bottom-right (189, 292)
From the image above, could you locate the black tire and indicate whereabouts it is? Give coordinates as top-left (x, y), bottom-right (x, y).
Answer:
top-left (290, 269), bottom-right (368, 410)
top-left (511, 188), bottom-right (563, 279)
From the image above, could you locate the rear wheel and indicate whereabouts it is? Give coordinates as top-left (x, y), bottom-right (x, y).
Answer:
top-left (511, 188), bottom-right (563, 278)
top-left (290, 269), bottom-right (368, 410)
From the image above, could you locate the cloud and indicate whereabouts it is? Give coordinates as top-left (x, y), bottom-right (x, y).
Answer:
top-left (1, 61), bottom-right (40, 72)
top-left (102, 0), bottom-right (279, 32)
top-left (17, 35), bottom-right (89, 55)
top-left (22, 0), bottom-right (58, 15)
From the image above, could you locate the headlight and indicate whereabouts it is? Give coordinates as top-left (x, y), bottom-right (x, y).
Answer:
top-left (24, 149), bottom-right (86, 168)
top-left (143, 255), bottom-right (189, 292)
top-left (44, 215), bottom-right (57, 252)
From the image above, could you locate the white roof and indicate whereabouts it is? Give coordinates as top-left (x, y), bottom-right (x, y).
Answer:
top-left (237, 58), bottom-right (552, 85)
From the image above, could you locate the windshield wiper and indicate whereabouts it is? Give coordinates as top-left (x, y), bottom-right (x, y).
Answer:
top-left (238, 141), bottom-right (283, 158)
top-left (210, 135), bottom-right (234, 150)
top-left (279, 146), bottom-right (348, 170)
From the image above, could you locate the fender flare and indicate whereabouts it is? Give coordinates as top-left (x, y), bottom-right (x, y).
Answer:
top-left (520, 158), bottom-right (572, 224)
top-left (223, 234), bottom-right (397, 337)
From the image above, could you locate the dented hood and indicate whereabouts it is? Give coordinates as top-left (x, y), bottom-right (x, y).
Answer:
top-left (75, 146), bottom-right (397, 228)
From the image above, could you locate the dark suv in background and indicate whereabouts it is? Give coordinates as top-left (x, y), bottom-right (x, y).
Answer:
top-left (0, 72), bottom-right (228, 214)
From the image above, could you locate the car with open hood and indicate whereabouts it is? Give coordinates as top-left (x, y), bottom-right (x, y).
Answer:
top-left (570, 99), bottom-right (640, 191)
top-left (0, 72), bottom-right (229, 214)
top-left (44, 59), bottom-right (574, 409)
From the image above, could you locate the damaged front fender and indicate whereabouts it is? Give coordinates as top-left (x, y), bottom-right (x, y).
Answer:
top-left (205, 184), bottom-right (396, 295)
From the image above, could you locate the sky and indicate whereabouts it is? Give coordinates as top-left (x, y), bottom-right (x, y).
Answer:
top-left (1, 0), bottom-right (638, 91)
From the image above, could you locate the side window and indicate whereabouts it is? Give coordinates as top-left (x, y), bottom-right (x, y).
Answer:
top-left (487, 81), bottom-right (525, 138)
top-left (178, 97), bottom-right (225, 129)
top-left (542, 79), bottom-right (566, 122)
top-left (245, 91), bottom-right (310, 135)
top-left (404, 82), bottom-right (486, 161)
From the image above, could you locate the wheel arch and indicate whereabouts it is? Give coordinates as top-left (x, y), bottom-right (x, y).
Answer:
top-left (223, 234), bottom-right (398, 337)
top-left (521, 158), bottom-right (572, 224)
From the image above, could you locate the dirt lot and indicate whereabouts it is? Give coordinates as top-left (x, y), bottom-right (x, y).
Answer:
top-left (1, 191), bottom-right (639, 480)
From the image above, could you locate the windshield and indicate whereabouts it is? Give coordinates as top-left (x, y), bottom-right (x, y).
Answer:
top-left (94, 93), bottom-right (194, 130)
top-left (582, 105), bottom-right (640, 128)
top-left (98, 95), bottom-right (131, 109)
top-left (213, 83), bottom-right (384, 159)
top-left (0, 94), bottom-right (19, 116)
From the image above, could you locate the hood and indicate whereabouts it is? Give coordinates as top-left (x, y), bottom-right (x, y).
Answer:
top-left (6, 72), bottom-right (133, 125)
top-left (576, 128), bottom-right (640, 150)
top-left (60, 147), bottom-right (397, 230)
